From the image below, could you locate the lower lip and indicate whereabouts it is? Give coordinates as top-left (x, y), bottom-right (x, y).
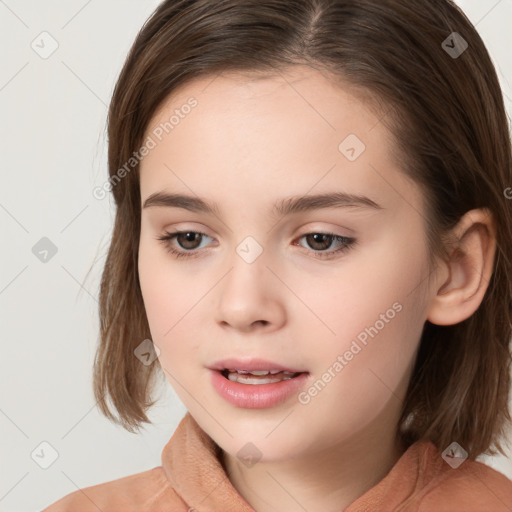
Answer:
top-left (210, 370), bottom-right (309, 409)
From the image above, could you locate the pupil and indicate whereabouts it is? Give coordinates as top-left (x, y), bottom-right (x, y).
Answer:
top-left (178, 232), bottom-right (200, 249)
top-left (309, 233), bottom-right (330, 250)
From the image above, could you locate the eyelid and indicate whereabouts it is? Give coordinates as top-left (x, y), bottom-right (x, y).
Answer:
top-left (162, 221), bottom-right (355, 238)
top-left (296, 223), bottom-right (355, 237)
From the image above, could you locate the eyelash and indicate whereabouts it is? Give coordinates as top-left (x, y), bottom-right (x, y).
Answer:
top-left (155, 230), bottom-right (357, 260)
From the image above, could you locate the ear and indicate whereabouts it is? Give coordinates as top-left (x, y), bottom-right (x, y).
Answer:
top-left (426, 208), bottom-right (497, 326)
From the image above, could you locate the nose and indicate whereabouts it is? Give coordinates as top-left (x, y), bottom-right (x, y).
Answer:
top-left (214, 252), bottom-right (286, 333)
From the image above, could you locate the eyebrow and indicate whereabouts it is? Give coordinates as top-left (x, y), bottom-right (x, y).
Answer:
top-left (142, 191), bottom-right (383, 217)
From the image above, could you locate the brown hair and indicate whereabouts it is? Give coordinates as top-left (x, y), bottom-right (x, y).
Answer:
top-left (92, 0), bottom-right (512, 459)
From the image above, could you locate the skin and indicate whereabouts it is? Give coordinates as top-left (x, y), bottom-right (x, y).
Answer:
top-left (137, 65), bottom-right (496, 511)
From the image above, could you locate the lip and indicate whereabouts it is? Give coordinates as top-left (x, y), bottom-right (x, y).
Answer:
top-left (208, 357), bottom-right (306, 373)
top-left (210, 369), bottom-right (309, 409)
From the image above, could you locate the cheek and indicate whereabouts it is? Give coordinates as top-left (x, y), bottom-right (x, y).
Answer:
top-left (293, 232), bottom-right (427, 344)
top-left (292, 271), bottom-right (425, 441)
top-left (138, 242), bottom-right (191, 352)
top-left (347, 241), bottom-right (427, 381)
top-left (289, 231), bottom-right (428, 402)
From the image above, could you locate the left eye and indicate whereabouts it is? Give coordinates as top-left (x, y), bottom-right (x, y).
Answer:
top-left (156, 230), bottom-right (357, 260)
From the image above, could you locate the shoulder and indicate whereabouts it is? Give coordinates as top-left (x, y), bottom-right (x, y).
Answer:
top-left (41, 466), bottom-right (185, 511)
top-left (418, 457), bottom-right (512, 511)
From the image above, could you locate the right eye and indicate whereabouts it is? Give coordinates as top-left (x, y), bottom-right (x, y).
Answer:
top-left (155, 230), bottom-right (213, 259)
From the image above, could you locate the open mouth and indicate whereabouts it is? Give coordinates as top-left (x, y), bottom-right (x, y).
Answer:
top-left (220, 369), bottom-right (304, 385)
top-left (211, 367), bottom-right (310, 408)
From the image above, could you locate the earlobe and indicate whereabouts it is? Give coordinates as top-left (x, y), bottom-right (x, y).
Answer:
top-left (426, 208), bottom-right (496, 326)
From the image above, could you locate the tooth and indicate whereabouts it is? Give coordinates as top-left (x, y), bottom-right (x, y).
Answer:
top-left (269, 370), bottom-right (281, 374)
top-left (226, 372), bottom-right (295, 384)
top-left (249, 370), bottom-right (269, 376)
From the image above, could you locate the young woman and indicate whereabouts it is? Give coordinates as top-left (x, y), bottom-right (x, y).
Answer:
top-left (43, 0), bottom-right (512, 510)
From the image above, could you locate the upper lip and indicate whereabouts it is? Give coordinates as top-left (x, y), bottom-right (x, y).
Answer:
top-left (208, 357), bottom-right (307, 373)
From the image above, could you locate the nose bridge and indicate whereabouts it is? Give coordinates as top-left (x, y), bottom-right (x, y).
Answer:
top-left (215, 236), bottom-right (284, 330)
top-left (222, 236), bottom-right (269, 301)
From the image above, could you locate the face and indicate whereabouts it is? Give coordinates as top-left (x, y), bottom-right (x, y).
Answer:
top-left (138, 65), bottom-right (433, 463)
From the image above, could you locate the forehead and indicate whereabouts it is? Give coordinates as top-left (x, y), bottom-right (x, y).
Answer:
top-left (139, 66), bottom-right (423, 217)
top-left (145, 66), bottom-right (384, 140)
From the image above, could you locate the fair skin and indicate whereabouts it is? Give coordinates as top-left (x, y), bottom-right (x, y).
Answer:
top-left (137, 65), bottom-right (496, 512)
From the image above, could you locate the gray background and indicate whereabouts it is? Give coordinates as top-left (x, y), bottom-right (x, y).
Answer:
top-left (0, 1), bottom-right (511, 511)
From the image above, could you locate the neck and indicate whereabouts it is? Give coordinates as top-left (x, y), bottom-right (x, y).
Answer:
top-left (221, 421), bottom-right (406, 512)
